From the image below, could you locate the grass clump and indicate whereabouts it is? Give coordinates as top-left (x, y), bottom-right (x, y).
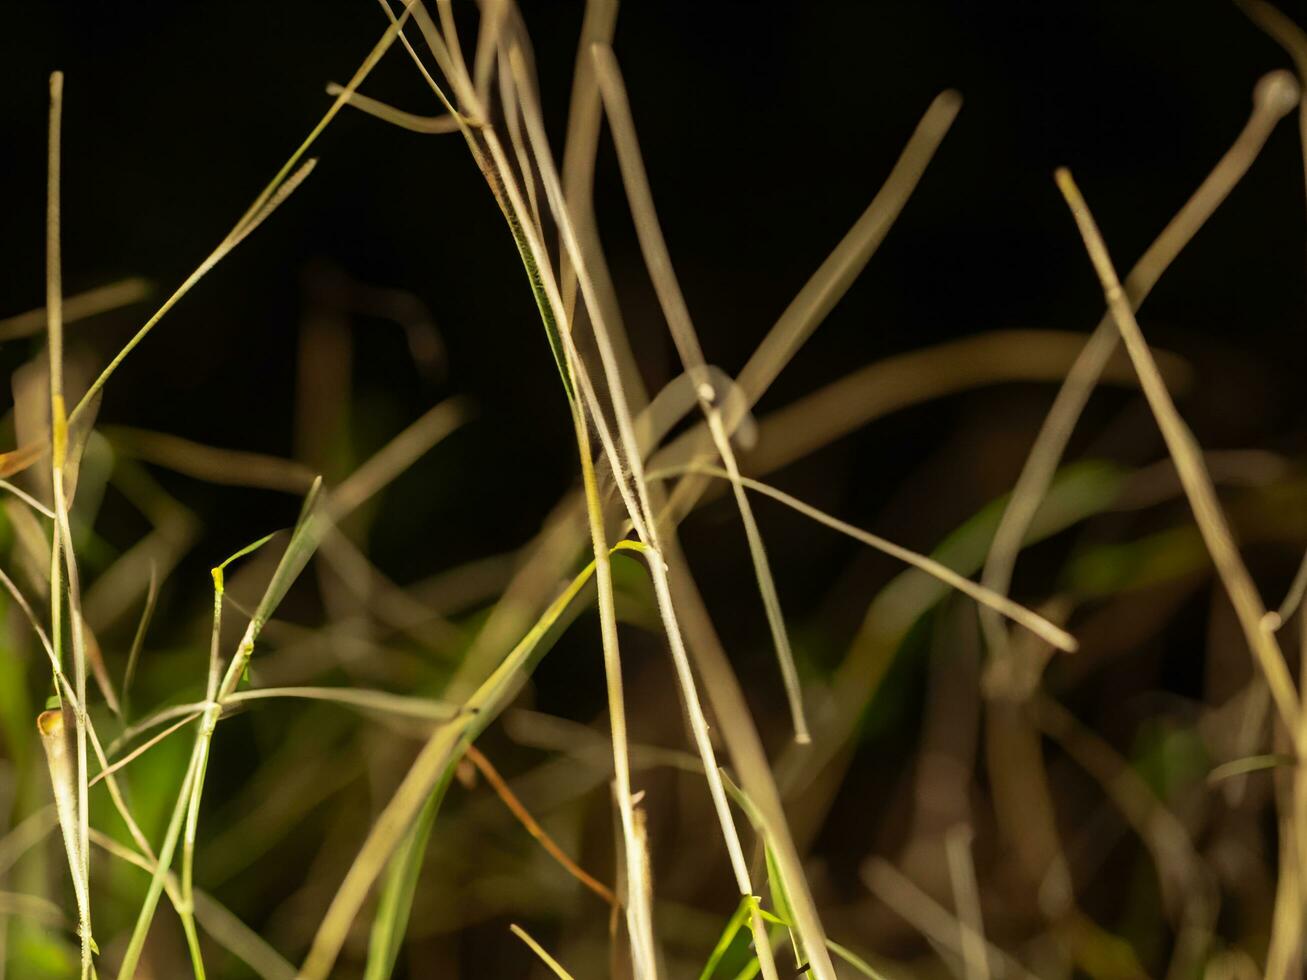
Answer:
top-left (2, 2), bottom-right (1307, 979)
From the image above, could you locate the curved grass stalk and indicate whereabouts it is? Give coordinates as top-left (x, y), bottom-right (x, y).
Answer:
top-left (558, 0), bottom-right (646, 405)
top-left (591, 43), bottom-right (808, 744)
top-left (722, 329), bottom-right (1188, 487)
top-left (105, 427), bottom-right (317, 495)
top-left (663, 89), bottom-right (962, 524)
top-left (978, 70), bottom-right (1299, 661)
top-left (464, 744), bottom-right (617, 906)
top-left (1239, 2), bottom-right (1307, 201)
top-left (652, 464), bottom-right (1076, 653)
top-left (324, 82), bottom-right (459, 133)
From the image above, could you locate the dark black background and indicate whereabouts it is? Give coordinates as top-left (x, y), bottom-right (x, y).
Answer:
top-left (2, 0), bottom-right (1305, 715)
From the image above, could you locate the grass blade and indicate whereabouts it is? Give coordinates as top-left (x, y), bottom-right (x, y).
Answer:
top-left (1054, 168), bottom-right (1298, 733)
top-left (979, 71), bottom-right (1298, 661)
top-left (592, 43), bottom-right (808, 743)
top-left (300, 543), bottom-right (645, 979)
top-left (510, 924), bottom-right (576, 979)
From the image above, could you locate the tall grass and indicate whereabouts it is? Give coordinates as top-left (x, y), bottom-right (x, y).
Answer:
top-left (2, 1), bottom-right (1307, 978)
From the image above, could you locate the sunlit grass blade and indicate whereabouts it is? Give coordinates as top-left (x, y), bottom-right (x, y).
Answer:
top-left (502, 38), bottom-right (779, 975)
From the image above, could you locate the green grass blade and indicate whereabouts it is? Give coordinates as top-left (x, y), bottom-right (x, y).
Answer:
top-left (302, 543), bottom-right (646, 978)
top-left (363, 789), bottom-right (442, 980)
top-left (699, 897), bottom-right (754, 980)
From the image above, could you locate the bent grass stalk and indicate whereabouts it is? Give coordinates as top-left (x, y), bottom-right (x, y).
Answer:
top-left (979, 70), bottom-right (1299, 661)
top-left (662, 89), bottom-right (962, 526)
top-left (464, 744), bottom-right (617, 907)
top-left (651, 464), bottom-right (1076, 653)
top-left (591, 42), bottom-right (809, 744)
